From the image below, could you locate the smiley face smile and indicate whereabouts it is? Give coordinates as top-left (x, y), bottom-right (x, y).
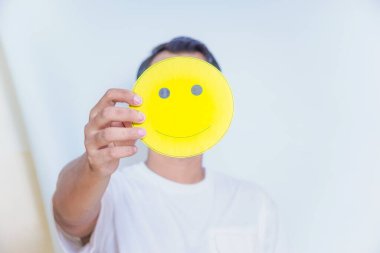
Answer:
top-left (155, 126), bottom-right (210, 139)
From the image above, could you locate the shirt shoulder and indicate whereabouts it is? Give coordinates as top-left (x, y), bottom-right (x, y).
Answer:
top-left (107, 162), bottom-right (147, 192)
top-left (211, 170), bottom-right (275, 205)
top-left (210, 170), bottom-right (280, 251)
top-left (210, 169), bottom-right (278, 226)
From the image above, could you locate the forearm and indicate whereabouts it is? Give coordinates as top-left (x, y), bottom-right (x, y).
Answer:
top-left (52, 89), bottom-right (143, 238)
top-left (52, 153), bottom-right (110, 237)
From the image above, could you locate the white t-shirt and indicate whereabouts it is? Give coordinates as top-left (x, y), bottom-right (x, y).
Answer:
top-left (55, 162), bottom-right (283, 253)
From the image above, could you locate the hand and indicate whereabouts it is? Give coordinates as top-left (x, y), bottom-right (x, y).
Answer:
top-left (83, 88), bottom-right (145, 176)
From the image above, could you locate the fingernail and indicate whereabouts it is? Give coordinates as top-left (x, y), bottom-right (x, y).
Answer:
top-left (138, 112), bottom-right (145, 122)
top-left (138, 128), bottom-right (146, 137)
top-left (134, 95), bottom-right (142, 105)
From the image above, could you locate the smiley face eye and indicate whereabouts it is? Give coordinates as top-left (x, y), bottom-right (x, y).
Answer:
top-left (191, 84), bottom-right (203, 96)
top-left (159, 88), bottom-right (170, 99)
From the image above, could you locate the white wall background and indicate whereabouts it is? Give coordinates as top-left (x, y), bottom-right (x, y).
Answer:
top-left (1, 0), bottom-right (379, 252)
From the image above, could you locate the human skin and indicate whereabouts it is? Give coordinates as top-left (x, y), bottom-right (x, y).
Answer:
top-left (52, 51), bottom-right (207, 240)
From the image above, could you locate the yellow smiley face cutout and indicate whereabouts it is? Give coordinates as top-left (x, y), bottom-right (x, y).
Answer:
top-left (131, 56), bottom-right (234, 157)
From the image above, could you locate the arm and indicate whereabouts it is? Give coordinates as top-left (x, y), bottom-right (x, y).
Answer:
top-left (52, 88), bottom-right (145, 239)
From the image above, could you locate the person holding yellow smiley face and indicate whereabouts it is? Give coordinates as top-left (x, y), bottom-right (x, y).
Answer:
top-left (53, 37), bottom-right (284, 253)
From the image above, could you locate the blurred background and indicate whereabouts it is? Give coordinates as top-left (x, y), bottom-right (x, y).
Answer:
top-left (0, 0), bottom-right (379, 252)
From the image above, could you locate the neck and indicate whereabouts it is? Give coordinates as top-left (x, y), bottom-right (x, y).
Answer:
top-left (145, 150), bottom-right (204, 184)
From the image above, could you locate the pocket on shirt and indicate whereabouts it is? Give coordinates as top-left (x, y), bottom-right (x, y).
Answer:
top-left (208, 227), bottom-right (257, 253)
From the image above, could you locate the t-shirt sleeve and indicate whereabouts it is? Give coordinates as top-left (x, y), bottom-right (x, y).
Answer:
top-left (53, 176), bottom-right (117, 253)
top-left (54, 220), bottom-right (83, 253)
top-left (258, 192), bottom-right (289, 253)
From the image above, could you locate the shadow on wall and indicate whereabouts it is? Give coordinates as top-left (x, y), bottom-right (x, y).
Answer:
top-left (0, 45), bottom-right (54, 253)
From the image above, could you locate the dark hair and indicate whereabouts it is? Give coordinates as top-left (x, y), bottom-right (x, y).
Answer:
top-left (136, 36), bottom-right (221, 79)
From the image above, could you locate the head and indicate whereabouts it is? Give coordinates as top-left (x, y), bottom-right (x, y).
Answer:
top-left (136, 36), bottom-right (221, 79)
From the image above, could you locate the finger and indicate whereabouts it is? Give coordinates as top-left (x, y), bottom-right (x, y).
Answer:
top-left (88, 145), bottom-right (138, 168)
top-left (113, 138), bottom-right (137, 148)
top-left (89, 88), bottom-right (142, 120)
top-left (110, 121), bottom-right (124, 127)
top-left (94, 127), bottom-right (146, 147)
top-left (97, 145), bottom-right (138, 161)
top-left (123, 121), bottom-right (132, 128)
top-left (90, 107), bottom-right (145, 131)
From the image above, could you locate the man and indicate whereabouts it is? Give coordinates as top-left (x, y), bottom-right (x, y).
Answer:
top-left (53, 36), bottom-right (280, 253)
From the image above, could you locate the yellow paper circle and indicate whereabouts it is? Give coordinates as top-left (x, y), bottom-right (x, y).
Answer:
top-left (131, 56), bottom-right (234, 157)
